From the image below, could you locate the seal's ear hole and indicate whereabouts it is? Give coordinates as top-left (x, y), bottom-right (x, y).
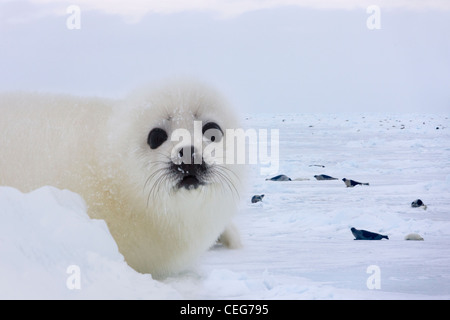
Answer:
top-left (202, 122), bottom-right (223, 143)
top-left (148, 128), bottom-right (168, 149)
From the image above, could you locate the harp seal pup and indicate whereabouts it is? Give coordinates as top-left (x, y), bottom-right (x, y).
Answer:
top-left (405, 233), bottom-right (424, 241)
top-left (0, 81), bottom-right (245, 278)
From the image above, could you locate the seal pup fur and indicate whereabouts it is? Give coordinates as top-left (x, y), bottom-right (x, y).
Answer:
top-left (351, 227), bottom-right (389, 240)
top-left (342, 178), bottom-right (369, 187)
top-left (0, 81), bottom-right (245, 278)
top-left (405, 233), bottom-right (424, 241)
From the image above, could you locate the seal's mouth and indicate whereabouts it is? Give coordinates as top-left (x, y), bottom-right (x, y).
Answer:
top-left (177, 175), bottom-right (203, 190)
top-left (172, 145), bottom-right (208, 190)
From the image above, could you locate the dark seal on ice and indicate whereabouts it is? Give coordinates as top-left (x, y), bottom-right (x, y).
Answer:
top-left (265, 175), bottom-right (291, 181)
top-left (342, 178), bottom-right (369, 187)
top-left (351, 227), bottom-right (389, 240)
top-left (314, 174), bottom-right (338, 181)
top-left (411, 199), bottom-right (427, 210)
top-left (251, 194), bottom-right (264, 203)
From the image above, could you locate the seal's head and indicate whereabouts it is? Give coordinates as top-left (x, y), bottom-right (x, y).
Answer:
top-left (149, 83), bottom-right (238, 195)
top-left (106, 81), bottom-right (246, 276)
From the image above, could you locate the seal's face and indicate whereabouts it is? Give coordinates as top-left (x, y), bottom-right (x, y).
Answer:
top-left (120, 82), bottom-right (243, 207)
top-left (147, 121), bottom-right (223, 190)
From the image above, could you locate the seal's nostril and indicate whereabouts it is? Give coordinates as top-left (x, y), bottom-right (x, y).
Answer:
top-left (173, 144), bottom-right (208, 190)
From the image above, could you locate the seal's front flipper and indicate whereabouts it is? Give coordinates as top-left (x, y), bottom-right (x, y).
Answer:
top-left (218, 222), bottom-right (242, 249)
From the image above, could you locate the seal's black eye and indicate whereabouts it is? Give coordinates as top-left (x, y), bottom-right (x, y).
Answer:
top-left (148, 128), bottom-right (168, 149)
top-left (202, 122), bottom-right (223, 142)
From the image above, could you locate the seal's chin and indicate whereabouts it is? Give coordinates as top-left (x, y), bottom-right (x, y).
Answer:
top-left (177, 175), bottom-right (204, 190)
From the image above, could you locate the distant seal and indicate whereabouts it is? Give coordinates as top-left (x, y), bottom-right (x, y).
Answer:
top-left (0, 80), bottom-right (245, 278)
top-left (405, 233), bottom-right (424, 241)
top-left (351, 227), bottom-right (389, 240)
top-left (266, 175), bottom-right (291, 181)
top-left (314, 174), bottom-right (338, 181)
top-left (342, 178), bottom-right (369, 187)
top-left (251, 194), bottom-right (264, 203)
top-left (411, 199), bottom-right (427, 210)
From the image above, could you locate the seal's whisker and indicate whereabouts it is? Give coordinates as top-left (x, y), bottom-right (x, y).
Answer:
top-left (209, 165), bottom-right (240, 200)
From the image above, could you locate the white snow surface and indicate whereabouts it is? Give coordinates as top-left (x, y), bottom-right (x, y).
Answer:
top-left (1, 113), bottom-right (450, 300)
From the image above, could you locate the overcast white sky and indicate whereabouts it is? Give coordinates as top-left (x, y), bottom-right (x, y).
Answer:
top-left (1, 0), bottom-right (449, 113)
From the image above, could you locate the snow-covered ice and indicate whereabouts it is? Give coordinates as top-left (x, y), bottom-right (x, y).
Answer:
top-left (1, 113), bottom-right (449, 299)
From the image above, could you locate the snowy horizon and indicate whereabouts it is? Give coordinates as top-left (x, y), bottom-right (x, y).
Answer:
top-left (6, 0), bottom-right (450, 22)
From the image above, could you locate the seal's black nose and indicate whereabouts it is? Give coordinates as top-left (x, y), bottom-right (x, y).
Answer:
top-left (175, 145), bottom-right (207, 190)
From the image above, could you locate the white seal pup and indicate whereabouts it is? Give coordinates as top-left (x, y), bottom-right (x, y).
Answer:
top-left (405, 233), bottom-right (424, 241)
top-left (0, 81), bottom-right (245, 278)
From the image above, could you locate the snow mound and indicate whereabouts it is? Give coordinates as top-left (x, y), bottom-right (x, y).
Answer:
top-left (0, 186), bottom-right (179, 299)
